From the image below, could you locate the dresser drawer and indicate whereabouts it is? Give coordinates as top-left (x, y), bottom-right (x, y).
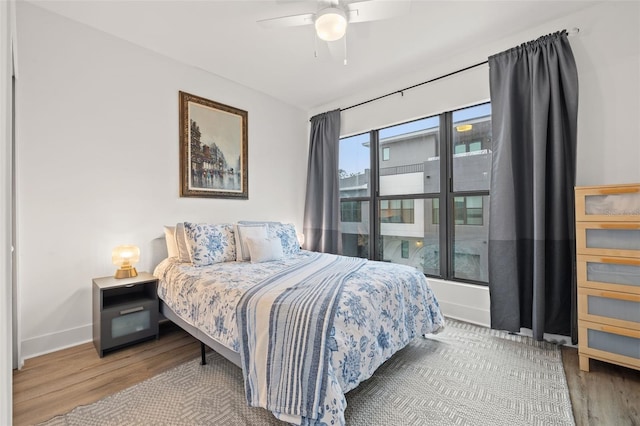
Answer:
top-left (576, 222), bottom-right (640, 257)
top-left (578, 287), bottom-right (640, 329)
top-left (577, 255), bottom-right (640, 294)
top-left (579, 320), bottom-right (640, 370)
top-left (575, 184), bottom-right (640, 222)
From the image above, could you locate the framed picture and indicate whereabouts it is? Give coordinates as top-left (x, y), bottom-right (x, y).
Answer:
top-left (179, 91), bottom-right (248, 199)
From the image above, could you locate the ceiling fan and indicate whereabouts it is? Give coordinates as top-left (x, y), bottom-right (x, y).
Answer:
top-left (258, 0), bottom-right (411, 62)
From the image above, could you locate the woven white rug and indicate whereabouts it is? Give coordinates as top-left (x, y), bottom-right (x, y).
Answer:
top-left (42, 319), bottom-right (575, 426)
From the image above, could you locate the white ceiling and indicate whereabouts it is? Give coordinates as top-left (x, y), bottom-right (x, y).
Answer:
top-left (28, 0), bottom-right (598, 111)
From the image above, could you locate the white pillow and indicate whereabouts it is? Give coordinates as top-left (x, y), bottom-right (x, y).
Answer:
top-left (246, 237), bottom-right (284, 263)
top-left (175, 222), bottom-right (192, 263)
top-left (163, 226), bottom-right (178, 258)
top-left (234, 223), bottom-right (268, 261)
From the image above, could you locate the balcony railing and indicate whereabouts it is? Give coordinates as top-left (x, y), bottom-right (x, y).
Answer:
top-left (379, 163), bottom-right (424, 176)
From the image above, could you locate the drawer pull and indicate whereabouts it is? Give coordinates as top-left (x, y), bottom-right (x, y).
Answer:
top-left (120, 306), bottom-right (145, 315)
top-left (600, 325), bottom-right (618, 334)
top-left (598, 223), bottom-right (640, 230)
top-left (597, 324), bottom-right (640, 339)
top-left (595, 291), bottom-right (640, 302)
top-left (594, 187), bottom-right (639, 195)
top-left (598, 257), bottom-right (640, 266)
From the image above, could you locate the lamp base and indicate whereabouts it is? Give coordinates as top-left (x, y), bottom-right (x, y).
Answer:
top-left (114, 267), bottom-right (138, 279)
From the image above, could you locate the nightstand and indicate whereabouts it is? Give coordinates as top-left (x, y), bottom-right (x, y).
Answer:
top-left (92, 272), bottom-right (159, 357)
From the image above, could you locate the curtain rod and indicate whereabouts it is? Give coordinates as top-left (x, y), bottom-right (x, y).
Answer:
top-left (340, 27), bottom-right (580, 113)
top-left (340, 60), bottom-right (488, 112)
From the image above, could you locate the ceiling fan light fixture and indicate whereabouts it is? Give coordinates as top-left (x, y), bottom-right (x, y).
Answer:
top-left (315, 8), bottom-right (347, 41)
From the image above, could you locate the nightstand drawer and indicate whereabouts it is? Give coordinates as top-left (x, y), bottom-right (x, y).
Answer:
top-left (101, 299), bottom-right (158, 351)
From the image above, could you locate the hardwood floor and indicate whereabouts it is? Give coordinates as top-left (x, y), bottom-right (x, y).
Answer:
top-left (13, 322), bottom-right (640, 426)
top-left (561, 347), bottom-right (640, 426)
top-left (13, 322), bottom-right (200, 426)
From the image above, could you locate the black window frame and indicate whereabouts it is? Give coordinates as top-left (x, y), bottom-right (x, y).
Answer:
top-left (338, 102), bottom-right (490, 286)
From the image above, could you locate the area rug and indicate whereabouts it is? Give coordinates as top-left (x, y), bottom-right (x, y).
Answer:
top-left (41, 319), bottom-right (575, 426)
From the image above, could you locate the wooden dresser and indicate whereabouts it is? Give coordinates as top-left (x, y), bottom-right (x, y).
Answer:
top-left (575, 183), bottom-right (640, 372)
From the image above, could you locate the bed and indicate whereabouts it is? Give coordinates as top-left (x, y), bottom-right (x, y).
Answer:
top-left (154, 222), bottom-right (445, 425)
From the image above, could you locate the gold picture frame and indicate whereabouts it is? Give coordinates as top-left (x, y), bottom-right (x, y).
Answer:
top-left (179, 91), bottom-right (248, 199)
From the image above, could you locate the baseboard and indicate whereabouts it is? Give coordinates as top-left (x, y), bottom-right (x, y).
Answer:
top-left (427, 278), bottom-right (491, 328)
top-left (20, 324), bottom-right (92, 364)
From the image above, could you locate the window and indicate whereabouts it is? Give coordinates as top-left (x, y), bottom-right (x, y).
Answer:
top-left (454, 196), bottom-right (483, 225)
top-left (380, 199), bottom-right (414, 223)
top-left (338, 102), bottom-right (491, 284)
top-left (382, 147), bottom-right (390, 161)
top-left (339, 133), bottom-right (371, 259)
top-left (341, 201), bottom-right (362, 222)
top-left (454, 140), bottom-right (483, 154)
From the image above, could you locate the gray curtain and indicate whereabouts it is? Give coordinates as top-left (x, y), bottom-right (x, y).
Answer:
top-left (488, 31), bottom-right (578, 341)
top-left (303, 109), bottom-right (341, 254)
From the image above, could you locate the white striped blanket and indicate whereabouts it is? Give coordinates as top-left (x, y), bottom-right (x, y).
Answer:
top-left (237, 252), bottom-right (367, 424)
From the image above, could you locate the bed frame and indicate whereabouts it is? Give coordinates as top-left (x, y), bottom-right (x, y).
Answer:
top-left (160, 300), bottom-right (242, 368)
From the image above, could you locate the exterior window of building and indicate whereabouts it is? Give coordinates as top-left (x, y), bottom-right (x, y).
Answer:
top-left (453, 196), bottom-right (483, 225)
top-left (401, 241), bottom-right (409, 258)
top-left (338, 102), bottom-right (491, 284)
top-left (454, 140), bottom-right (483, 154)
top-left (380, 199), bottom-right (414, 223)
top-left (341, 201), bottom-right (362, 222)
top-left (382, 147), bottom-right (390, 161)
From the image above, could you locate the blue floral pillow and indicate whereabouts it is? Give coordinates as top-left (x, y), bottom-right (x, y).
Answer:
top-left (183, 222), bottom-right (236, 266)
top-left (267, 223), bottom-right (300, 257)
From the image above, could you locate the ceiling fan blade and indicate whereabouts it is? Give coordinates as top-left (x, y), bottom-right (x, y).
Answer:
top-left (257, 12), bottom-right (314, 29)
top-left (346, 0), bottom-right (411, 23)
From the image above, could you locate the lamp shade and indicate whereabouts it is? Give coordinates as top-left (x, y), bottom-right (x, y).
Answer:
top-left (112, 245), bottom-right (140, 279)
top-left (315, 8), bottom-right (347, 41)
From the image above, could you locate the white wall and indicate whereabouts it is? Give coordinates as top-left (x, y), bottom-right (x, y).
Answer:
top-left (1, 0), bottom-right (16, 419)
top-left (312, 1), bottom-right (640, 327)
top-left (15, 2), bottom-right (308, 361)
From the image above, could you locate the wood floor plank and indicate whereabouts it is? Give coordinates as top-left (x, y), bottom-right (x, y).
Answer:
top-left (561, 346), bottom-right (640, 426)
top-left (13, 322), bottom-right (640, 426)
top-left (13, 322), bottom-right (200, 426)
top-left (13, 331), bottom-right (197, 402)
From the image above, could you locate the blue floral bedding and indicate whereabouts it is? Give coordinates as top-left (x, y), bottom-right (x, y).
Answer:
top-left (154, 251), bottom-right (445, 424)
